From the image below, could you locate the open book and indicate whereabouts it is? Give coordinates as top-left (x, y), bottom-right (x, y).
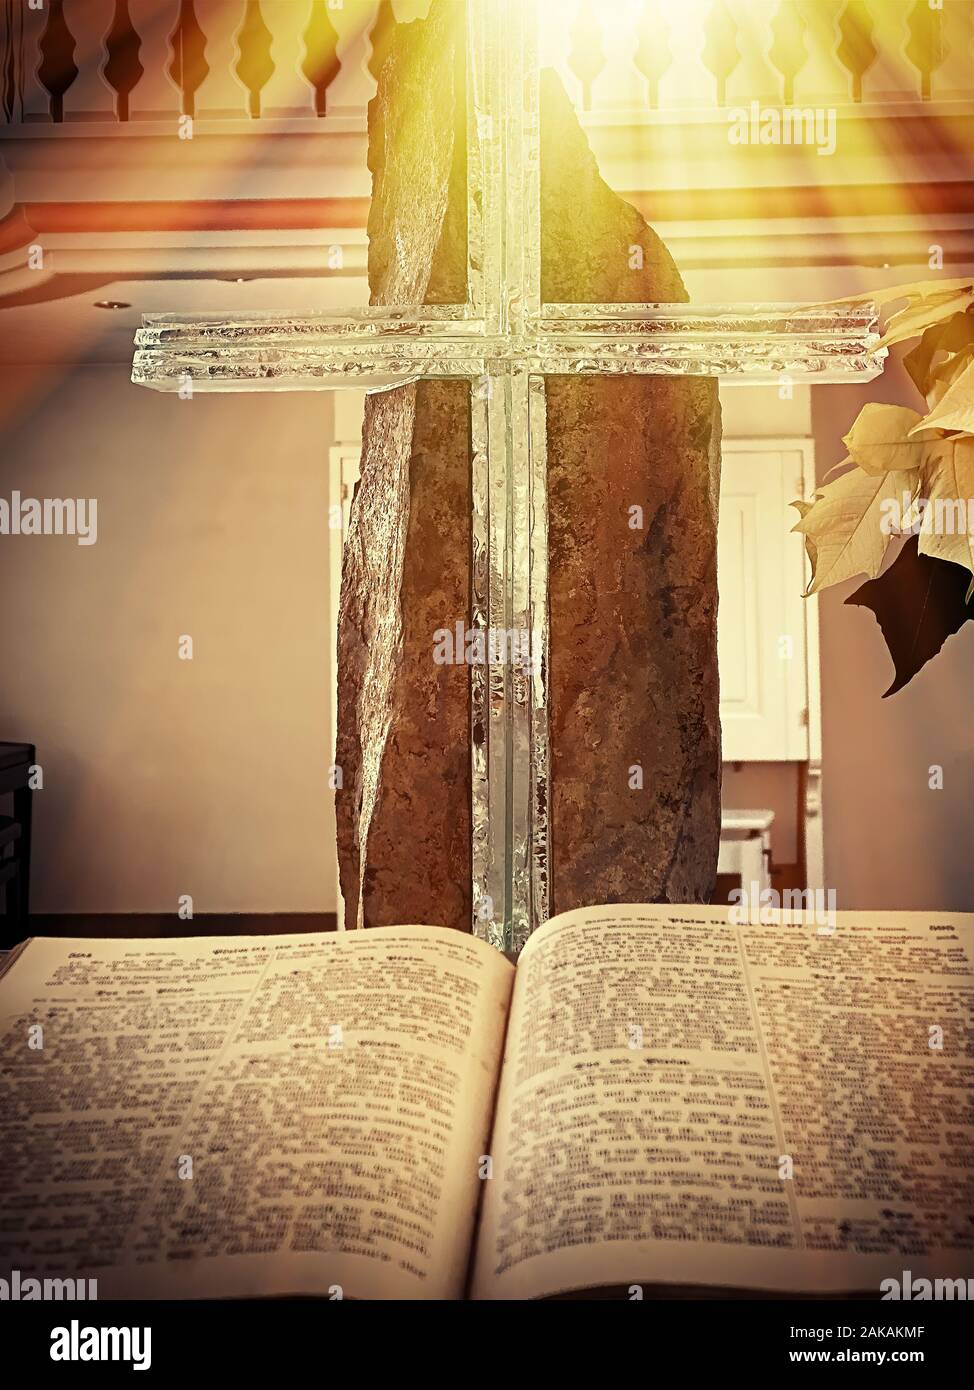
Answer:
top-left (1, 905), bottom-right (972, 1300)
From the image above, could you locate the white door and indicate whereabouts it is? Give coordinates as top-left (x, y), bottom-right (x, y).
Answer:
top-left (717, 438), bottom-right (814, 762)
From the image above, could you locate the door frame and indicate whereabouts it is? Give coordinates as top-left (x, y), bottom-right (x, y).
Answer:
top-left (721, 435), bottom-right (824, 893)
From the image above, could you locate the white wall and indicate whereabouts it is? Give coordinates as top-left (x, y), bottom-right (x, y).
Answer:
top-left (4, 362), bottom-right (972, 917)
top-left (0, 364), bottom-right (337, 913)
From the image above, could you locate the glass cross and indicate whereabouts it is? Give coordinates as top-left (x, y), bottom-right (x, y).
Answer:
top-left (132, 0), bottom-right (885, 954)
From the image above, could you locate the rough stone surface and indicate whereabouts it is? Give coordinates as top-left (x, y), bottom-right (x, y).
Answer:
top-left (336, 2), bottom-right (471, 930)
top-left (337, 8), bottom-right (721, 930)
top-left (541, 74), bottom-right (723, 912)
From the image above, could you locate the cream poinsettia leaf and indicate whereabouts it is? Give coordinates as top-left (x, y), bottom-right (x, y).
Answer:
top-left (927, 344), bottom-right (974, 408)
top-left (822, 455), bottom-right (854, 481)
top-left (792, 467), bottom-right (919, 595)
top-left (879, 289), bottom-right (974, 350)
top-left (791, 496), bottom-right (818, 571)
top-left (904, 319), bottom-right (948, 398)
top-left (903, 312), bottom-right (974, 402)
top-left (913, 356), bottom-right (974, 435)
top-left (819, 277), bottom-right (974, 309)
top-left (813, 280), bottom-right (974, 356)
top-left (843, 403), bottom-right (936, 474)
top-left (916, 439), bottom-right (974, 580)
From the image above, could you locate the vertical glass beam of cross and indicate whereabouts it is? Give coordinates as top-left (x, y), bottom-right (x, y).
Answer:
top-left (467, 0), bottom-right (546, 955)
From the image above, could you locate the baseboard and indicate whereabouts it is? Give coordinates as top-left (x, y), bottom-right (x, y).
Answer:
top-left (24, 913), bottom-right (339, 938)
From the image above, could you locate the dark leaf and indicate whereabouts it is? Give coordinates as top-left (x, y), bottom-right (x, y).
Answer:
top-left (846, 534), bottom-right (974, 696)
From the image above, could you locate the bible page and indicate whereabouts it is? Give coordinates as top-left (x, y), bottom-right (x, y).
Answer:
top-left (0, 926), bottom-right (513, 1300)
top-left (471, 905), bottom-right (973, 1299)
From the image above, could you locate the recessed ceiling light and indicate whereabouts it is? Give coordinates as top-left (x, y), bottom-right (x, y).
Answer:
top-left (93, 300), bottom-right (131, 310)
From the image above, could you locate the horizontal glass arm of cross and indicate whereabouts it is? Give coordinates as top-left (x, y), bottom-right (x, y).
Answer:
top-left (132, 302), bottom-right (884, 392)
top-left (535, 303), bottom-right (879, 333)
top-left (137, 307), bottom-right (482, 340)
top-left (131, 347), bottom-right (470, 393)
top-left (525, 331), bottom-right (884, 384)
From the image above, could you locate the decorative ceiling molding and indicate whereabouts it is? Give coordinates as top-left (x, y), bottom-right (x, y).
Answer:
top-left (19, 197), bottom-right (370, 234)
top-left (625, 180), bottom-right (974, 223)
top-left (3, 180), bottom-right (973, 244)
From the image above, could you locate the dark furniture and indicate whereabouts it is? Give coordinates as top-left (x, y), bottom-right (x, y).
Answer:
top-left (0, 742), bottom-right (34, 948)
